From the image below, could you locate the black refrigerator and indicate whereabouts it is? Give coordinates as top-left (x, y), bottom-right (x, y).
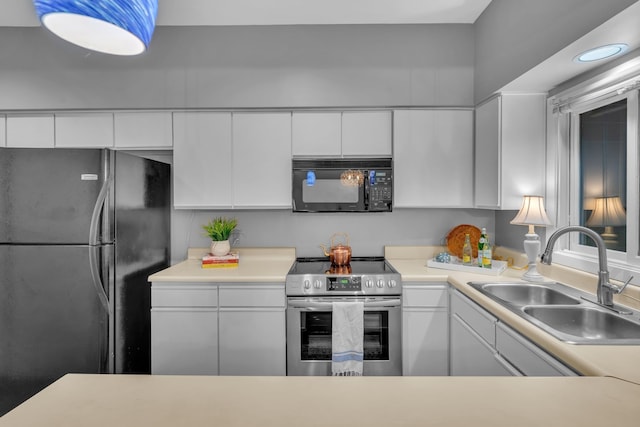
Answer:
top-left (0, 148), bottom-right (171, 415)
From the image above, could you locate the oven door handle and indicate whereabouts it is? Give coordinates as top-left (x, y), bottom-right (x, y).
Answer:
top-left (287, 299), bottom-right (402, 309)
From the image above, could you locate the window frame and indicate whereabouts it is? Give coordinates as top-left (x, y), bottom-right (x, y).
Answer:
top-left (549, 88), bottom-right (640, 286)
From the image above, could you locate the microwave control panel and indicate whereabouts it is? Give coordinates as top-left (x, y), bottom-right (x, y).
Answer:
top-left (367, 169), bottom-right (392, 210)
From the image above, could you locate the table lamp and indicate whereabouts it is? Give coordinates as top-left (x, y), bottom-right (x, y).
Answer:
top-left (510, 195), bottom-right (552, 282)
top-left (586, 196), bottom-right (626, 248)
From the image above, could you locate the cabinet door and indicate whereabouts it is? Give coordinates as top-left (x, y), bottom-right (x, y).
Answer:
top-left (474, 97), bottom-right (501, 208)
top-left (114, 112), bottom-right (173, 149)
top-left (496, 323), bottom-right (577, 376)
top-left (218, 308), bottom-right (286, 375)
top-left (394, 110), bottom-right (474, 207)
top-left (500, 94), bottom-right (546, 209)
top-left (450, 314), bottom-right (517, 376)
top-left (151, 308), bottom-right (218, 375)
top-left (55, 113), bottom-right (114, 148)
top-left (173, 112), bottom-right (232, 208)
top-left (341, 111), bottom-right (392, 157)
top-left (403, 309), bottom-right (449, 375)
top-left (6, 115), bottom-right (55, 148)
top-left (292, 112), bottom-right (341, 156)
top-left (0, 116), bottom-right (5, 147)
top-left (232, 112), bottom-right (292, 208)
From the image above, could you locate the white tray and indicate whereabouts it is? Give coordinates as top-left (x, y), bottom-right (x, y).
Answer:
top-left (427, 257), bottom-right (508, 276)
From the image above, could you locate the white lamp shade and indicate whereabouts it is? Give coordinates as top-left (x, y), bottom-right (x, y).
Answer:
top-left (586, 196), bottom-right (626, 227)
top-left (510, 195), bottom-right (552, 227)
top-left (33, 0), bottom-right (158, 56)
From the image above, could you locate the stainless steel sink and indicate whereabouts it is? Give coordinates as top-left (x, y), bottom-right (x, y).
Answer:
top-left (523, 306), bottom-right (640, 343)
top-left (476, 283), bottom-right (580, 306)
top-left (468, 281), bottom-right (640, 345)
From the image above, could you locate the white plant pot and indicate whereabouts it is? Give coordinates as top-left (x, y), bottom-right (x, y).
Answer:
top-left (210, 240), bottom-right (230, 256)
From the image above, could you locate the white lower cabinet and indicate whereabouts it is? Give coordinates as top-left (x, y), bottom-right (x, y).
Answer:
top-left (450, 289), bottom-right (516, 376)
top-left (402, 283), bottom-right (449, 375)
top-left (151, 308), bottom-right (219, 375)
top-left (219, 309), bottom-right (286, 375)
top-left (151, 282), bottom-right (286, 376)
top-left (218, 285), bottom-right (286, 376)
top-left (496, 323), bottom-right (577, 376)
top-left (450, 288), bottom-right (577, 377)
top-left (151, 283), bottom-right (219, 375)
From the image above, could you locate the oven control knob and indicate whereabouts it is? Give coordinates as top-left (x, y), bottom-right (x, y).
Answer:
top-left (314, 280), bottom-right (323, 289)
top-left (304, 280), bottom-right (311, 290)
top-left (365, 280), bottom-right (374, 288)
top-left (388, 280), bottom-right (397, 288)
top-left (377, 279), bottom-right (385, 288)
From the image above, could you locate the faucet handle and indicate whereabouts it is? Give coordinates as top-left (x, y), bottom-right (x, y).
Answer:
top-left (609, 276), bottom-right (634, 294)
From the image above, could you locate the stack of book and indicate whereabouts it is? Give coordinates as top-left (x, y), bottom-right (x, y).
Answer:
top-left (201, 252), bottom-right (240, 269)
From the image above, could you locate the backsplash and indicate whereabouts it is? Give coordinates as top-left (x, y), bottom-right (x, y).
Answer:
top-left (170, 208), bottom-right (496, 264)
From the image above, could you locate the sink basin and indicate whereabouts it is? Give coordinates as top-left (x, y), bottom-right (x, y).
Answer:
top-left (523, 306), bottom-right (640, 343)
top-left (478, 283), bottom-right (580, 306)
top-left (467, 281), bottom-right (640, 344)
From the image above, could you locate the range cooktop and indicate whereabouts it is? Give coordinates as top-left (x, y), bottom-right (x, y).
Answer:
top-left (285, 256), bottom-right (401, 296)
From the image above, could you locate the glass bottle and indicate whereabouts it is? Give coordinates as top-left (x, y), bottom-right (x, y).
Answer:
top-left (478, 228), bottom-right (487, 267)
top-left (482, 232), bottom-right (493, 269)
top-left (462, 233), bottom-right (473, 266)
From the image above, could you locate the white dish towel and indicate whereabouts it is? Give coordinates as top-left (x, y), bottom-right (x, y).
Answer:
top-left (331, 301), bottom-right (364, 376)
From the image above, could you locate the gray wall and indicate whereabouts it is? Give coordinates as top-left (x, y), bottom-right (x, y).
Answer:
top-left (0, 24), bottom-right (474, 110)
top-left (474, 0), bottom-right (638, 103)
top-left (171, 208), bottom-right (495, 262)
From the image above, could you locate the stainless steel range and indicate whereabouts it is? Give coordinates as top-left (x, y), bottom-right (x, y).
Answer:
top-left (285, 257), bottom-right (402, 376)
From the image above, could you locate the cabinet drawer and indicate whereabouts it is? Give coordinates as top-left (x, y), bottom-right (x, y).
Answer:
top-left (151, 284), bottom-right (218, 308)
top-left (450, 290), bottom-right (496, 346)
top-left (403, 285), bottom-right (448, 308)
top-left (496, 323), bottom-right (577, 377)
top-left (219, 286), bottom-right (285, 308)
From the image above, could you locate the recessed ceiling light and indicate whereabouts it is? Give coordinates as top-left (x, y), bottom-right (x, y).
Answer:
top-left (573, 43), bottom-right (629, 63)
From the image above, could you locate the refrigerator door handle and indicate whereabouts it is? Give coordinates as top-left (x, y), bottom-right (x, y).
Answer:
top-left (88, 172), bottom-right (113, 314)
top-left (89, 172), bottom-right (112, 246)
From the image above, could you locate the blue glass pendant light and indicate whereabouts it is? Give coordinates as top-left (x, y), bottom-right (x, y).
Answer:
top-left (33, 0), bottom-right (158, 56)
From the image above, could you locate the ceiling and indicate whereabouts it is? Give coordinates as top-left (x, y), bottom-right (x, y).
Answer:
top-left (0, 0), bottom-right (493, 27)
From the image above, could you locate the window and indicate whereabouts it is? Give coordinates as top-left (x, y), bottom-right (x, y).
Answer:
top-left (549, 85), bottom-right (639, 283)
top-left (577, 98), bottom-right (627, 252)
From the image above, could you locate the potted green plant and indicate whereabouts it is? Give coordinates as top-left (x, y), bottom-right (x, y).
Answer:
top-left (202, 216), bottom-right (238, 256)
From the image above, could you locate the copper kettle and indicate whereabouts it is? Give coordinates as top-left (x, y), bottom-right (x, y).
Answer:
top-left (319, 232), bottom-right (352, 266)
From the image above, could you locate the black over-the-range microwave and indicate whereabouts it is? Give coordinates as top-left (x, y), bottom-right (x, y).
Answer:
top-left (292, 158), bottom-right (393, 213)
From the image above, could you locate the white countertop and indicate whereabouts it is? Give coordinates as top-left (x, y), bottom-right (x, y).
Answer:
top-left (148, 247), bottom-right (296, 283)
top-left (385, 245), bottom-right (640, 385)
top-left (1, 374), bottom-right (639, 427)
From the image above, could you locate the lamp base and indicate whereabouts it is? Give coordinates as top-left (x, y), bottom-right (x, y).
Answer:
top-left (522, 233), bottom-right (545, 282)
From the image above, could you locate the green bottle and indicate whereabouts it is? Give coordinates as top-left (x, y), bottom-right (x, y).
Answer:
top-left (478, 228), bottom-right (487, 267)
top-left (482, 231), bottom-right (493, 269)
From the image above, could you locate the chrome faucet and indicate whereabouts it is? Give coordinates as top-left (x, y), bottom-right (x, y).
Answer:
top-left (540, 225), bottom-right (631, 308)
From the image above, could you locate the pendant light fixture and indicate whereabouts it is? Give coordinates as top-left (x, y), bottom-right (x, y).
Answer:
top-left (33, 0), bottom-right (158, 56)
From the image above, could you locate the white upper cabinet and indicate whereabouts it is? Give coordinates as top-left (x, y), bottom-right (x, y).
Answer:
top-left (292, 111), bottom-right (392, 157)
top-left (292, 112), bottom-right (342, 156)
top-left (474, 94), bottom-right (546, 210)
top-left (393, 109), bottom-right (474, 208)
top-left (6, 115), bottom-right (55, 148)
top-left (342, 111), bottom-right (392, 157)
top-left (54, 113), bottom-right (114, 148)
top-left (0, 116), bottom-right (5, 147)
top-left (232, 112), bottom-right (292, 208)
top-left (114, 112), bottom-right (173, 149)
top-left (173, 112), bottom-right (233, 208)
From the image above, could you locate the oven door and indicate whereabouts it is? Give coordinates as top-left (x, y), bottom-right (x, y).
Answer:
top-left (286, 296), bottom-right (401, 376)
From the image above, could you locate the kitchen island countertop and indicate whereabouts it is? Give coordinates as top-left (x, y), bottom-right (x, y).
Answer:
top-left (1, 374), bottom-right (639, 427)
